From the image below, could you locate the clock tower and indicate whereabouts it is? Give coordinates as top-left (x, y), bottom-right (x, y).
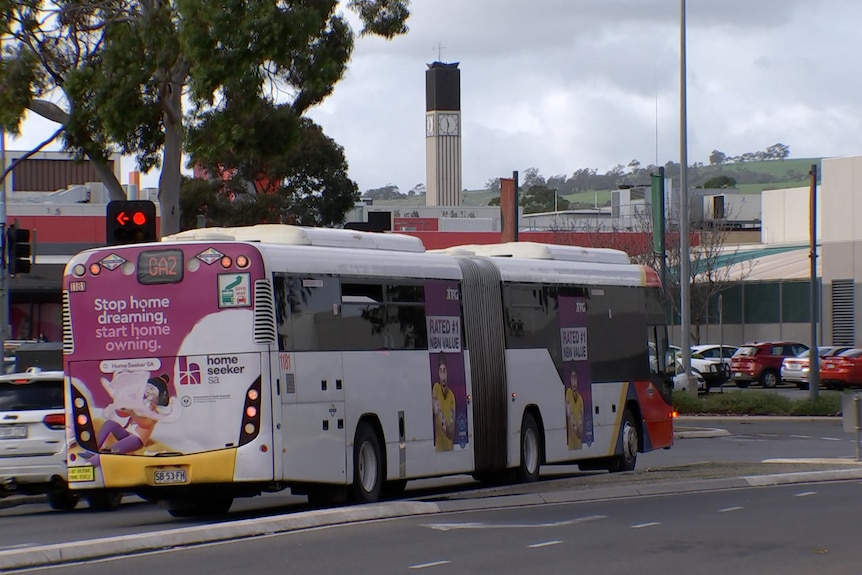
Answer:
top-left (425, 61), bottom-right (462, 206)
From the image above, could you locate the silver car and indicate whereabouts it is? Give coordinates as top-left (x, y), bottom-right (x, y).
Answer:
top-left (0, 368), bottom-right (79, 510)
top-left (781, 346), bottom-right (854, 390)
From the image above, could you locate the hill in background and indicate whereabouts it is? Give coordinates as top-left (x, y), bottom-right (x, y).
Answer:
top-left (368, 157), bottom-right (822, 208)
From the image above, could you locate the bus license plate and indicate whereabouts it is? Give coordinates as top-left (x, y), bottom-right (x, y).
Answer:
top-left (0, 425), bottom-right (26, 439)
top-left (154, 469), bottom-right (187, 485)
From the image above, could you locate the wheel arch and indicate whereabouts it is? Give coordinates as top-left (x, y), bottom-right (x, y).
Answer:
top-left (354, 413), bottom-right (387, 478)
top-left (522, 404), bottom-right (546, 465)
top-left (624, 399), bottom-right (645, 453)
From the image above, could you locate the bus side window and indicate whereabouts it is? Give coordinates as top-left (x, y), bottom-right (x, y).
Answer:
top-left (274, 274), bottom-right (341, 352)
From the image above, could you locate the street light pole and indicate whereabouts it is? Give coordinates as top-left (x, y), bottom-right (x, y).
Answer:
top-left (679, 0), bottom-right (694, 394)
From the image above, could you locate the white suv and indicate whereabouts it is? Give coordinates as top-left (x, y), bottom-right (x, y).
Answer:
top-left (0, 368), bottom-right (79, 510)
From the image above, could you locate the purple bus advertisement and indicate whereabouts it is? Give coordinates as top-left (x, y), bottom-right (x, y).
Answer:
top-left (63, 242), bottom-right (273, 491)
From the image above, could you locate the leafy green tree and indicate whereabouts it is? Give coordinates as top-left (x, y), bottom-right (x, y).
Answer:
top-left (519, 185), bottom-right (570, 214)
top-left (709, 150), bottom-right (727, 165)
top-left (702, 175), bottom-right (737, 189)
top-left (0, 0), bottom-right (410, 236)
top-left (188, 117), bottom-right (359, 228)
top-left (363, 184), bottom-right (403, 200)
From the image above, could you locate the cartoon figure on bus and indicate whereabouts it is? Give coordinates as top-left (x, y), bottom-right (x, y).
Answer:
top-left (565, 367), bottom-right (585, 450)
top-left (431, 351), bottom-right (456, 451)
top-left (86, 370), bottom-right (181, 466)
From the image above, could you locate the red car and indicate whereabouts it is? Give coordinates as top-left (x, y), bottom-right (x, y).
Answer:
top-left (819, 349), bottom-right (862, 390)
top-left (730, 341), bottom-right (809, 388)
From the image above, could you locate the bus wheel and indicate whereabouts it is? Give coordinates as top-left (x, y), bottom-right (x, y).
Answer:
top-left (47, 487), bottom-right (79, 511)
top-left (518, 412), bottom-right (541, 483)
top-left (86, 491), bottom-right (122, 511)
top-left (350, 423), bottom-right (383, 504)
top-left (608, 409), bottom-right (639, 473)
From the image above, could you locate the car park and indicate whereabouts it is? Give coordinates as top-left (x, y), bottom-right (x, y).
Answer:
top-left (781, 346), bottom-right (854, 390)
top-left (819, 348), bottom-right (862, 390)
top-left (730, 341), bottom-right (809, 388)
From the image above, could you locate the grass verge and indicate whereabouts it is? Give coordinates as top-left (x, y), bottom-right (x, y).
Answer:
top-left (673, 390), bottom-right (842, 416)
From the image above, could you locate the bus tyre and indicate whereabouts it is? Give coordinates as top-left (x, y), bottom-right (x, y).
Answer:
top-left (47, 487), bottom-right (79, 511)
top-left (518, 412), bottom-right (541, 483)
top-left (350, 423), bottom-right (383, 504)
top-left (86, 491), bottom-right (122, 511)
top-left (608, 409), bottom-right (639, 473)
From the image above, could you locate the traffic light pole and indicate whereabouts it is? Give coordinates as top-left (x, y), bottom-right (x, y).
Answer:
top-left (0, 122), bottom-right (6, 355)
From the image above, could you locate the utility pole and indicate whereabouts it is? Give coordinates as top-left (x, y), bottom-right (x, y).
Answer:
top-left (679, 0), bottom-right (694, 395)
top-left (809, 164), bottom-right (819, 400)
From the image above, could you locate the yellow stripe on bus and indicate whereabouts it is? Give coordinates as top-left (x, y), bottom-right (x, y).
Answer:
top-left (99, 449), bottom-right (238, 489)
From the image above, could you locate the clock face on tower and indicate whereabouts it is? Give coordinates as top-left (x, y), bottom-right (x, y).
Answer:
top-left (437, 113), bottom-right (459, 136)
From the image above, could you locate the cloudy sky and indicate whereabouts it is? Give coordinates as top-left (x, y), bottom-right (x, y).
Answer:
top-left (8, 0), bottom-right (862, 193)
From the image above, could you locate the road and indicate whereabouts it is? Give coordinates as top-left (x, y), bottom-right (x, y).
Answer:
top-left (0, 418), bottom-right (858, 547)
top-left (36, 480), bottom-right (862, 575)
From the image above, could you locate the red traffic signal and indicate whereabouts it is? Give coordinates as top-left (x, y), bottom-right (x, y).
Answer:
top-left (106, 201), bottom-right (157, 245)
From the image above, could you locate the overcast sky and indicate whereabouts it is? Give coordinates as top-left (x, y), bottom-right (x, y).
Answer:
top-left (8, 0), bottom-right (862, 193)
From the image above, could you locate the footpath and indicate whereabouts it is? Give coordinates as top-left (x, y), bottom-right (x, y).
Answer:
top-left (2, 419), bottom-right (862, 571)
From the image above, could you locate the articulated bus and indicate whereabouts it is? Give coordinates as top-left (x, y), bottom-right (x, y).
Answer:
top-left (62, 225), bottom-right (674, 516)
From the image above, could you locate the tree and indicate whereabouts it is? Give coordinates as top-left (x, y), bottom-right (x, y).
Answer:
top-left (709, 150), bottom-right (727, 165)
top-left (0, 0), bottom-right (411, 236)
top-left (766, 143), bottom-right (790, 160)
top-left (363, 184), bottom-right (402, 200)
top-left (702, 175), bottom-right (737, 189)
top-left (519, 185), bottom-right (569, 214)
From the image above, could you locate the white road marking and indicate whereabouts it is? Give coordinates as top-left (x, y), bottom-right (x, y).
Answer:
top-left (528, 540), bottom-right (563, 548)
top-left (424, 515), bottom-right (606, 532)
top-left (789, 435), bottom-right (810, 439)
top-left (795, 491), bottom-right (816, 497)
top-left (718, 506), bottom-right (743, 513)
top-left (410, 561), bottom-right (451, 569)
top-left (631, 522), bottom-right (660, 529)
top-left (821, 437), bottom-right (842, 441)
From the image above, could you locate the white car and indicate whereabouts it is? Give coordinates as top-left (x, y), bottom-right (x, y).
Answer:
top-left (672, 359), bottom-right (707, 394)
top-left (0, 368), bottom-right (79, 510)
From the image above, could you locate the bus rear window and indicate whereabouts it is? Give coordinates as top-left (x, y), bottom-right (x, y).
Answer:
top-left (137, 249), bottom-right (184, 285)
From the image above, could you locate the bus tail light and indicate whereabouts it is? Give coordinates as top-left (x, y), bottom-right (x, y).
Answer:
top-left (71, 385), bottom-right (98, 452)
top-left (238, 376), bottom-right (263, 446)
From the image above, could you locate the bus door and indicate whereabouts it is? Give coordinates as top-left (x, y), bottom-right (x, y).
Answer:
top-left (274, 274), bottom-right (347, 484)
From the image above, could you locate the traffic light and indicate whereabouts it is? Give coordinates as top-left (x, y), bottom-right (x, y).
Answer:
top-left (106, 200), bottom-right (157, 245)
top-left (6, 225), bottom-right (31, 275)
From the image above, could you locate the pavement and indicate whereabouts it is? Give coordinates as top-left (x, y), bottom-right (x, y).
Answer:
top-left (2, 419), bottom-right (862, 571)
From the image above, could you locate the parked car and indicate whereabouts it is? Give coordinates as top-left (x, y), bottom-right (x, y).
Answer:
top-left (730, 341), bottom-right (809, 388)
top-left (0, 368), bottom-right (124, 511)
top-left (691, 344), bottom-right (738, 364)
top-left (672, 359), bottom-right (707, 394)
top-left (819, 348), bottom-right (862, 390)
top-left (0, 368), bottom-right (79, 510)
top-left (782, 346), bottom-right (854, 390)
